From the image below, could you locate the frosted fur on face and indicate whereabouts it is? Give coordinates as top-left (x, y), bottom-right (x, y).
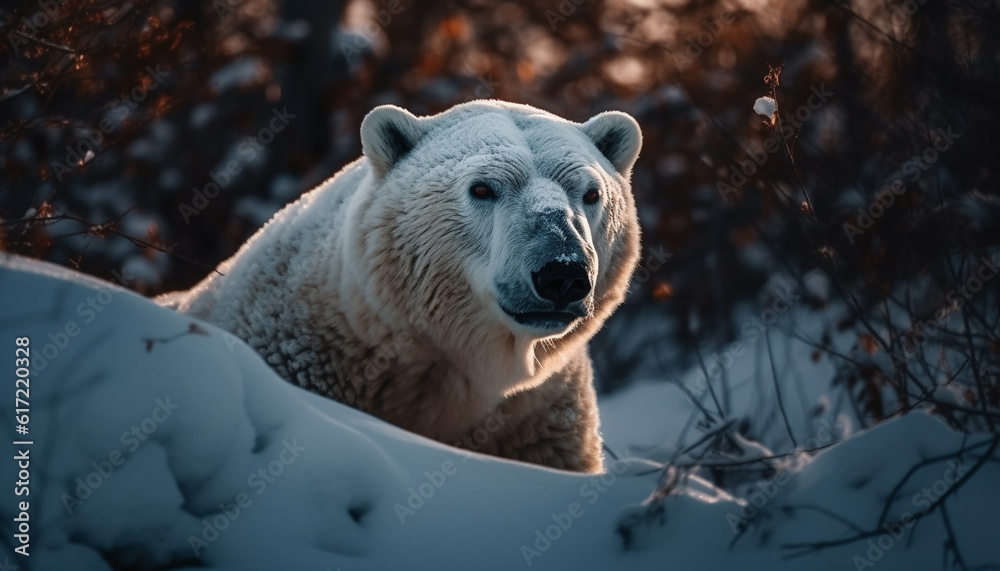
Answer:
top-left (357, 101), bottom-right (641, 397)
top-left (161, 100), bottom-right (642, 472)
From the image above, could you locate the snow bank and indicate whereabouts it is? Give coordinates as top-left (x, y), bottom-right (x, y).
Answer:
top-left (1, 256), bottom-right (996, 571)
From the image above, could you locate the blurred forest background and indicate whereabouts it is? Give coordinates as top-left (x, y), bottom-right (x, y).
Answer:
top-left (2, 0), bottom-right (999, 438)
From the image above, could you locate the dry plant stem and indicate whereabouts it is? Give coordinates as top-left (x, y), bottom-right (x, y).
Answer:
top-left (938, 500), bottom-right (967, 571)
top-left (662, 438), bottom-right (843, 471)
top-left (3, 212), bottom-right (220, 274)
top-left (784, 504), bottom-right (866, 534)
top-left (766, 329), bottom-right (798, 448)
top-left (667, 418), bottom-right (738, 468)
top-left (769, 81), bottom-right (817, 220)
top-left (955, 277), bottom-right (997, 433)
top-left (655, 347), bottom-right (717, 422)
top-left (776, 327), bottom-right (1000, 425)
top-left (693, 343), bottom-right (727, 422)
top-left (782, 435), bottom-right (999, 556)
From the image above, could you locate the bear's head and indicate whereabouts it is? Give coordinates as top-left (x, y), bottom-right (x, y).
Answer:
top-left (350, 100), bottom-right (641, 402)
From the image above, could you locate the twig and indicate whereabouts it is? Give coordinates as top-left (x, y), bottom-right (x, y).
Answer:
top-left (766, 329), bottom-right (798, 448)
top-left (4, 211), bottom-right (221, 275)
top-left (874, 436), bottom-right (990, 528)
top-left (666, 418), bottom-right (738, 467)
top-left (939, 499), bottom-right (968, 571)
top-left (960, 303), bottom-right (996, 432)
top-left (693, 344), bottom-right (727, 423)
top-left (783, 503), bottom-right (866, 534)
top-left (766, 65), bottom-right (817, 219)
top-left (141, 322), bottom-right (210, 352)
top-left (655, 345), bottom-right (717, 423)
top-left (782, 435), bottom-right (999, 555)
top-left (5, 31), bottom-right (76, 52)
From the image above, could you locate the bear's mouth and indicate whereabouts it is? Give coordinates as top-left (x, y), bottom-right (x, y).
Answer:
top-left (500, 307), bottom-right (582, 331)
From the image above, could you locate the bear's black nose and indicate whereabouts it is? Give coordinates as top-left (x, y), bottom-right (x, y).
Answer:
top-left (532, 261), bottom-right (591, 307)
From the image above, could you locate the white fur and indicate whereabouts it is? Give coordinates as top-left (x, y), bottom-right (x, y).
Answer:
top-left (159, 100), bottom-right (642, 472)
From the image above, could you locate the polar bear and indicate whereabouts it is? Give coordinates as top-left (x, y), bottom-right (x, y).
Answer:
top-left (159, 100), bottom-right (641, 472)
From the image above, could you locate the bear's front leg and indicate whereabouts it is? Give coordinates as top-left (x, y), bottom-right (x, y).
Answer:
top-left (460, 350), bottom-right (604, 472)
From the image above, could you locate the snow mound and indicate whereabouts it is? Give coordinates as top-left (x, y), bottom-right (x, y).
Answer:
top-left (1, 255), bottom-right (997, 571)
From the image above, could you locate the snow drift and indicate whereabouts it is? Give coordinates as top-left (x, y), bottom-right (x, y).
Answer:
top-left (1, 255), bottom-right (997, 571)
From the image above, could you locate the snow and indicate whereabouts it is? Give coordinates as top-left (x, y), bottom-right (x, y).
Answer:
top-left (235, 195), bottom-right (281, 228)
top-left (269, 173), bottom-right (301, 203)
top-left (274, 21), bottom-right (311, 41)
top-left (190, 104), bottom-right (216, 129)
top-left (210, 58), bottom-right (266, 92)
top-left (1, 255), bottom-right (998, 571)
top-left (753, 96), bottom-right (776, 119)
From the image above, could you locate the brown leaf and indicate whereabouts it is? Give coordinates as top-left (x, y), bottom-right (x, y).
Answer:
top-left (37, 201), bottom-right (55, 218)
top-left (859, 333), bottom-right (878, 355)
top-left (652, 282), bottom-right (673, 300)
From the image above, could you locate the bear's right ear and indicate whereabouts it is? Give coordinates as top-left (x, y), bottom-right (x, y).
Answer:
top-left (580, 111), bottom-right (642, 176)
top-left (360, 105), bottom-right (426, 177)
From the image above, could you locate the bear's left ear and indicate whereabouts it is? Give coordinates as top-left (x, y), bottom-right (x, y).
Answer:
top-left (361, 105), bottom-right (426, 177)
top-left (580, 111), bottom-right (642, 176)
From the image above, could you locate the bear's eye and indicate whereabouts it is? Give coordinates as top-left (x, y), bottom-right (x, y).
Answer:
top-left (469, 182), bottom-right (497, 200)
top-left (583, 188), bottom-right (600, 205)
